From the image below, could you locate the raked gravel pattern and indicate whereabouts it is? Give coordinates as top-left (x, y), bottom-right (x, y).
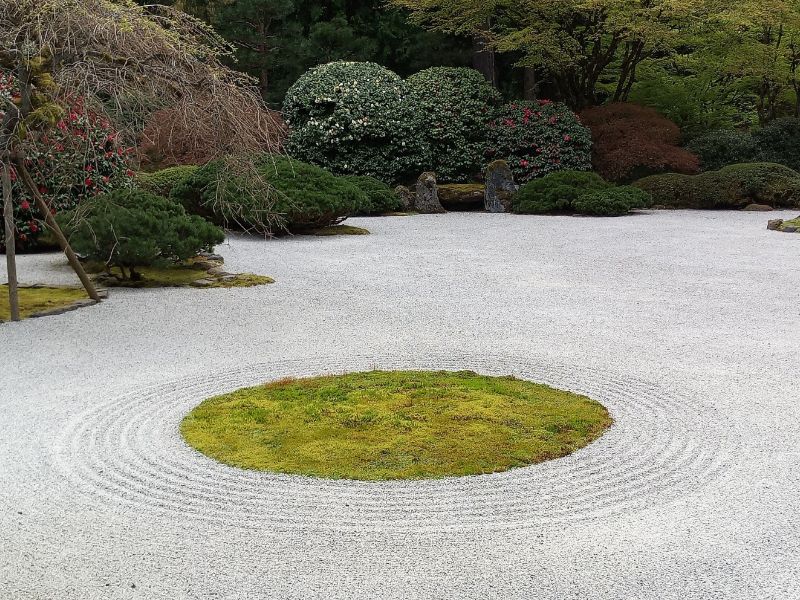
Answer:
top-left (1, 210), bottom-right (799, 599)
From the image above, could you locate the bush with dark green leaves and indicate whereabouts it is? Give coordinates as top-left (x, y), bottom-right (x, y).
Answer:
top-left (486, 101), bottom-right (592, 183)
top-left (171, 156), bottom-right (368, 233)
top-left (572, 187), bottom-right (652, 216)
top-left (687, 130), bottom-right (759, 172)
top-left (752, 118), bottom-right (800, 172)
top-left (513, 170), bottom-right (649, 216)
top-left (282, 61), bottom-right (426, 183)
top-left (58, 189), bottom-right (224, 279)
top-left (634, 163), bottom-right (800, 209)
top-left (136, 166), bottom-right (200, 197)
top-left (406, 67), bottom-right (501, 182)
top-left (340, 175), bottom-right (404, 214)
top-left (512, 171), bottom-right (610, 214)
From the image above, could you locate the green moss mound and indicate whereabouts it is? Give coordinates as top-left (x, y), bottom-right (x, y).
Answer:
top-left (312, 225), bottom-right (370, 236)
top-left (1, 285), bottom-right (88, 322)
top-left (180, 370), bottom-right (612, 481)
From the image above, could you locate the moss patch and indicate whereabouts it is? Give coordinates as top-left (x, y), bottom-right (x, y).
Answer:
top-left (311, 225), bottom-right (370, 236)
top-left (780, 217), bottom-right (800, 230)
top-left (1, 285), bottom-right (89, 322)
top-left (181, 370), bottom-right (612, 481)
top-left (91, 264), bottom-right (273, 289)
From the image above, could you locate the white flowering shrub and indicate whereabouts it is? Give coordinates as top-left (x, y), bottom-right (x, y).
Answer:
top-left (406, 67), bottom-right (500, 182)
top-left (283, 61), bottom-right (427, 183)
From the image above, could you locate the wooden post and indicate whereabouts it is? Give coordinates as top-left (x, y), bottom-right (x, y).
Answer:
top-left (2, 156), bottom-right (20, 321)
top-left (13, 155), bottom-right (101, 302)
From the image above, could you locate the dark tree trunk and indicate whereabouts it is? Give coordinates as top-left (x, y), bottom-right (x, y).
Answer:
top-left (472, 33), bottom-right (497, 87)
top-left (2, 158), bottom-right (19, 321)
top-left (523, 67), bottom-right (537, 101)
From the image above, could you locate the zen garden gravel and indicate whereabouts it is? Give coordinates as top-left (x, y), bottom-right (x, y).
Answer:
top-left (1, 210), bottom-right (799, 599)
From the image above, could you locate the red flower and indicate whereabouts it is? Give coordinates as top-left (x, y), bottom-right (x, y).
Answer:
top-left (29, 221), bottom-right (39, 233)
top-left (519, 159), bottom-right (529, 167)
top-left (84, 177), bottom-right (93, 187)
top-left (125, 169), bottom-right (135, 177)
top-left (563, 134), bottom-right (572, 142)
top-left (20, 200), bottom-right (30, 211)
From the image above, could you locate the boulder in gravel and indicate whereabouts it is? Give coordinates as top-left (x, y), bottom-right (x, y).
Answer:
top-left (484, 160), bottom-right (517, 213)
top-left (414, 172), bottom-right (446, 214)
top-left (767, 219), bottom-right (783, 230)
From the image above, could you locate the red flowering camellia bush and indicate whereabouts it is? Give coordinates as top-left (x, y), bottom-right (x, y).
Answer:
top-left (0, 70), bottom-right (134, 252)
top-left (580, 103), bottom-right (700, 183)
top-left (485, 100), bottom-right (592, 183)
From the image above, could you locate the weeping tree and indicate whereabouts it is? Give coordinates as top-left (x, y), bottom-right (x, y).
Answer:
top-left (0, 0), bottom-right (284, 321)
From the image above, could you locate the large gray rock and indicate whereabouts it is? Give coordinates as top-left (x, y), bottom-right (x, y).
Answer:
top-left (414, 172), bottom-right (446, 214)
top-left (484, 160), bottom-right (517, 213)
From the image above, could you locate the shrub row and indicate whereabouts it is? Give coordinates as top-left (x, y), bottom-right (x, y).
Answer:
top-left (283, 62), bottom-right (592, 184)
top-left (634, 163), bottom-right (800, 209)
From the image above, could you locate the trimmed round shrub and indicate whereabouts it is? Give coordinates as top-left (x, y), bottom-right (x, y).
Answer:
top-left (580, 103), bottom-right (700, 183)
top-left (340, 175), bottom-right (404, 215)
top-left (406, 67), bottom-right (501, 182)
top-left (171, 156), bottom-right (368, 233)
top-left (752, 118), bottom-right (800, 172)
top-left (0, 71), bottom-right (133, 253)
top-left (573, 187), bottom-right (652, 216)
top-left (486, 100), bottom-right (592, 183)
top-left (282, 61), bottom-right (426, 183)
top-left (635, 163), bottom-right (800, 209)
top-left (136, 166), bottom-right (199, 197)
top-left (58, 189), bottom-right (224, 278)
top-left (687, 130), bottom-right (758, 172)
top-left (512, 170), bottom-right (610, 214)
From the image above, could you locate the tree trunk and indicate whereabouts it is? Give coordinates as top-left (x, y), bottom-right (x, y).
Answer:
top-left (13, 155), bottom-right (101, 301)
top-left (472, 33), bottom-right (497, 87)
top-left (2, 157), bottom-right (19, 321)
top-left (523, 67), bottom-right (537, 101)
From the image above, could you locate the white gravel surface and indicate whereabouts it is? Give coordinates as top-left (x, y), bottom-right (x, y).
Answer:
top-left (1, 210), bottom-right (799, 599)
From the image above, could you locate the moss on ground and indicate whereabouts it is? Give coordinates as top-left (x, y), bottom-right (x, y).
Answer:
top-left (181, 370), bottom-right (612, 481)
top-left (780, 217), bottom-right (800, 230)
top-left (91, 265), bottom-right (273, 288)
top-left (311, 225), bottom-right (370, 236)
top-left (1, 285), bottom-right (88, 322)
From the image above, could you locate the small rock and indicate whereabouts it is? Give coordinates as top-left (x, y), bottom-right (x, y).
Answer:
top-left (414, 172), bottom-right (446, 214)
top-left (484, 160), bottom-right (517, 213)
top-left (207, 267), bottom-right (232, 276)
top-left (191, 279), bottom-right (215, 287)
top-left (394, 185), bottom-right (415, 211)
top-left (743, 203), bottom-right (773, 211)
top-left (767, 219), bottom-right (784, 231)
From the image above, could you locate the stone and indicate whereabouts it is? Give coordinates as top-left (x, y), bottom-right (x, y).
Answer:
top-left (767, 219), bottom-right (784, 231)
top-left (783, 225), bottom-right (798, 233)
top-left (484, 160), bottom-right (517, 213)
top-left (394, 185), bottom-right (415, 211)
top-left (438, 184), bottom-right (485, 211)
top-left (414, 172), bottom-right (446, 214)
top-left (743, 204), bottom-right (773, 212)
